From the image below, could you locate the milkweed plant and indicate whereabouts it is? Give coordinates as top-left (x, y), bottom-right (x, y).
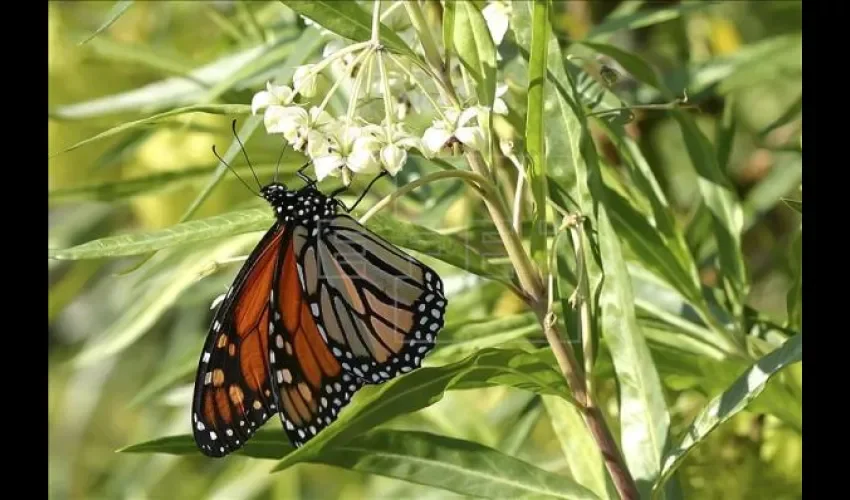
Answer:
top-left (48, 1), bottom-right (802, 499)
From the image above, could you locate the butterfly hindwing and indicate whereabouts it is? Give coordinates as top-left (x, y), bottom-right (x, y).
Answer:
top-left (297, 214), bottom-right (447, 385)
top-left (191, 224), bottom-right (286, 457)
top-left (266, 224), bottom-right (363, 447)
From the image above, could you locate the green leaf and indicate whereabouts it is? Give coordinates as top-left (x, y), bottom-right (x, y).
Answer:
top-left (128, 352), bottom-right (198, 408)
top-left (786, 228), bottom-right (802, 330)
top-left (653, 333), bottom-right (803, 496)
top-left (452, 0), bottom-right (497, 108)
top-left (427, 313), bottom-right (539, 363)
top-left (543, 396), bottom-right (617, 500)
top-left (782, 198), bottom-right (802, 214)
top-left (604, 186), bottom-right (701, 308)
top-left (78, 0), bottom-right (134, 45)
top-left (497, 398), bottom-right (543, 456)
top-left (595, 211), bottom-right (671, 498)
top-left (73, 234), bottom-right (258, 367)
top-left (50, 46), bottom-right (264, 119)
top-left (48, 207), bottom-right (513, 285)
top-left (586, 2), bottom-right (715, 42)
top-left (510, 3), bottom-right (579, 185)
top-left (576, 41), bottom-right (663, 90)
top-left (48, 164), bottom-right (276, 204)
top-left (673, 111), bottom-right (747, 316)
top-left (48, 104), bottom-right (251, 158)
top-left (307, 430), bottom-right (600, 499)
top-left (524, 0), bottom-right (550, 270)
top-left (715, 94), bottom-right (737, 172)
top-left (442, 0), bottom-right (456, 62)
top-left (280, 0), bottom-right (414, 57)
top-left (48, 209), bottom-right (271, 260)
top-left (759, 92), bottom-right (802, 138)
top-left (358, 210), bottom-right (514, 285)
top-left (123, 428), bottom-right (598, 499)
top-left (272, 348), bottom-right (573, 472)
top-left (178, 115), bottom-right (263, 222)
top-left (120, 430), bottom-right (292, 460)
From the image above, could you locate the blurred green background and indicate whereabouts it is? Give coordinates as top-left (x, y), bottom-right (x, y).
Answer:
top-left (48, 1), bottom-right (801, 499)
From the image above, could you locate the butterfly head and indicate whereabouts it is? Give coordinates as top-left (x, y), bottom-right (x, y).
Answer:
top-left (260, 182), bottom-right (289, 207)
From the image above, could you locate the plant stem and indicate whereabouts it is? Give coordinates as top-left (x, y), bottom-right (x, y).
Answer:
top-left (466, 152), bottom-right (544, 301)
top-left (533, 302), bottom-right (639, 500)
top-left (477, 177), bottom-right (638, 498)
top-left (357, 170), bottom-right (487, 224)
top-left (371, 0), bottom-right (381, 43)
top-left (568, 216), bottom-right (595, 400)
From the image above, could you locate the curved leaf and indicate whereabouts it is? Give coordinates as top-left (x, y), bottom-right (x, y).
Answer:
top-left (49, 104), bottom-right (251, 158)
top-left (72, 235), bottom-right (257, 367)
top-left (48, 209), bottom-right (271, 260)
top-left (78, 0), bottom-right (134, 45)
top-left (122, 428), bottom-right (598, 499)
top-left (308, 430), bottom-right (600, 500)
top-left (272, 347), bottom-right (573, 471)
top-left (543, 396), bottom-right (617, 500)
top-left (280, 0), bottom-right (414, 57)
top-left (653, 334), bottom-right (802, 496)
top-left (49, 207), bottom-right (514, 285)
top-left (452, 0), bottom-right (497, 108)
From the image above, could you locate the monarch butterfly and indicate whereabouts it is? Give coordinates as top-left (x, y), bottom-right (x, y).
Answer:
top-left (191, 122), bottom-right (447, 457)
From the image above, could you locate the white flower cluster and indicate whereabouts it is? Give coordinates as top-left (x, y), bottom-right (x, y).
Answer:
top-left (250, 0), bottom-right (513, 183)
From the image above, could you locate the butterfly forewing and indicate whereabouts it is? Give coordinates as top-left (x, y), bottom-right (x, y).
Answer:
top-left (266, 224), bottom-right (364, 447)
top-left (191, 224), bottom-right (285, 457)
top-left (299, 214), bottom-right (447, 385)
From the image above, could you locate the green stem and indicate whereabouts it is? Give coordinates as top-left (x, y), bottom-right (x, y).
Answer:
top-left (291, 41), bottom-right (370, 96)
top-left (466, 152), bottom-right (544, 302)
top-left (567, 215), bottom-right (595, 401)
top-left (346, 47), bottom-right (375, 121)
top-left (316, 47), bottom-right (372, 116)
top-left (376, 51), bottom-right (395, 127)
top-left (371, 0), bottom-right (381, 44)
top-left (358, 170), bottom-right (488, 224)
top-left (386, 52), bottom-right (449, 123)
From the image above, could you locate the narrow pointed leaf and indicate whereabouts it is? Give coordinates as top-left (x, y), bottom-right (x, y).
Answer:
top-left (309, 430), bottom-right (599, 499)
top-left (543, 396), bottom-right (617, 500)
top-left (452, 1), bottom-right (497, 108)
top-left (280, 1), bottom-right (414, 57)
top-left (48, 209), bottom-right (271, 260)
top-left (73, 235), bottom-right (257, 367)
top-left (78, 0), bottom-right (134, 45)
top-left (272, 348), bottom-right (573, 471)
top-left (48, 208), bottom-right (513, 285)
top-left (653, 334), bottom-right (802, 495)
top-left (586, 2), bottom-right (716, 42)
top-left (49, 104), bottom-right (250, 158)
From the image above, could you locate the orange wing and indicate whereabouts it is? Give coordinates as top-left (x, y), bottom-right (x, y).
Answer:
top-left (267, 225), bottom-right (362, 447)
top-left (191, 223), bottom-right (286, 457)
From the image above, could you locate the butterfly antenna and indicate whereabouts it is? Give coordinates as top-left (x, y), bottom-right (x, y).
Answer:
top-left (212, 144), bottom-right (259, 197)
top-left (273, 140), bottom-right (288, 184)
top-left (231, 119), bottom-right (262, 190)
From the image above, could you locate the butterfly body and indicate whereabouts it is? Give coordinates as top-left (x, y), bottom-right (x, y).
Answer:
top-left (191, 180), bottom-right (446, 457)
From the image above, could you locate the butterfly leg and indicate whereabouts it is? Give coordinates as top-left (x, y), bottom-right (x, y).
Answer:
top-left (297, 161), bottom-right (316, 187)
top-left (333, 171), bottom-right (388, 213)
